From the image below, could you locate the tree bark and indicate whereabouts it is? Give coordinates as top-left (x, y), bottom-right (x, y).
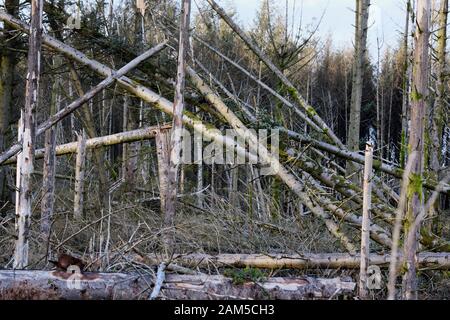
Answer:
top-left (14, 0), bottom-right (44, 269)
top-left (1, 125), bottom-right (170, 166)
top-left (402, 0), bottom-right (430, 300)
top-left (400, 0), bottom-right (412, 168)
top-left (40, 55), bottom-right (59, 239)
top-left (359, 142), bottom-right (373, 299)
top-left (137, 252), bottom-right (450, 270)
top-left (429, 0), bottom-right (448, 228)
top-left (346, 0), bottom-right (370, 183)
top-left (74, 131), bottom-right (87, 219)
top-left (0, 270), bottom-right (356, 300)
top-left (155, 128), bottom-right (171, 233)
top-left (164, 0), bottom-right (191, 251)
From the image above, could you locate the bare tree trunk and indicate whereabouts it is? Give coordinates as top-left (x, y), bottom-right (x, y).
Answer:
top-left (0, 270), bottom-right (356, 300)
top-left (122, 94), bottom-right (128, 180)
top-left (14, 0), bottom-right (43, 269)
top-left (359, 141), bottom-right (373, 299)
top-left (402, 0), bottom-right (430, 300)
top-left (40, 55), bottom-right (59, 238)
top-left (68, 65), bottom-right (110, 209)
top-left (195, 109), bottom-right (204, 208)
top-left (230, 165), bottom-right (239, 207)
top-left (137, 252), bottom-right (450, 270)
top-left (74, 131), bottom-right (87, 219)
top-left (1, 125), bottom-right (171, 165)
top-left (346, 0), bottom-right (370, 183)
top-left (155, 128), bottom-right (171, 233)
top-left (400, 0), bottom-right (412, 168)
top-left (164, 0), bottom-right (191, 251)
top-left (429, 0), bottom-right (448, 228)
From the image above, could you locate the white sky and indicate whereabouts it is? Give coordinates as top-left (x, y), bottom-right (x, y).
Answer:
top-left (0, 0), bottom-right (407, 58)
top-left (206, 0), bottom-right (407, 58)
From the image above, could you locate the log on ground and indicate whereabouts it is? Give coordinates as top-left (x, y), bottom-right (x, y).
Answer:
top-left (0, 270), bottom-right (355, 300)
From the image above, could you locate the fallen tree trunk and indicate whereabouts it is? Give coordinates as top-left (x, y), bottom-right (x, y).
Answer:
top-left (205, 0), bottom-right (344, 148)
top-left (137, 252), bottom-right (450, 270)
top-left (0, 35), bottom-right (167, 164)
top-left (282, 128), bottom-right (449, 195)
top-left (0, 270), bottom-right (355, 300)
top-left (1, 124), bottom-right (171, 166)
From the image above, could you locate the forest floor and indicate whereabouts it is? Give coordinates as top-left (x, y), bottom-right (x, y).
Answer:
top-left (0, 173), bottom-right (449, 300)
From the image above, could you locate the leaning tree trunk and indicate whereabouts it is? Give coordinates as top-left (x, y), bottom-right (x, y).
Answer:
top-left (346, 0), bottom-right (370, 184)
top-left (164, 0), bottom-right (191, 252)
top-left (14, 0), bottom-right (44, 269)
top-left (402, 0), bottom-right (430, 300)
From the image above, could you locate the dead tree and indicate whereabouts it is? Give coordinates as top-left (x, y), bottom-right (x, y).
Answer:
top-left (164, 0), bottom-right (191, 251)
top-left (155, 128), bottom-right (171, 228)
top-left (13, 0), bottom-right (43, 269)
top-left (0, 270), bottom-right (356, 300)
top-left (137, 252), bottom-right (450, 270)
top-left (400, 0), bottom-right (412, 168)
top-left (1, 125), bottom-right (170, 166)
top-left (430, 0), bottom-right (448, 224)
top-left (40, 55), bottom-right (59, 239)
top-left (74, 131), bottom-right (87, 219)
top-left (359, 141), bottom-right (373, 299)
top-left (346, 0), bottom-right (370, 183)
top-left (403, 0), bottom-right (431, 300)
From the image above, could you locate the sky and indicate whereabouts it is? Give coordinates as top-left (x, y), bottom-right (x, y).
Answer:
top-left (0, 0), bottom-right (407, 58)
top-left (206, 0), bottom-right (407, 59)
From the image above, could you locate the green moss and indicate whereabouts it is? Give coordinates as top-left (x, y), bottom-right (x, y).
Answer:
top-left (372, 159), bottom-right (382, 170)
top-left (411, 88), bottom-right (423, 102)
top-left (407, 173), bottom-right (424, 202)
top-left (400, 131), bottom-right (406, 168)
top-left (224, 267), bottom-right (266, 285)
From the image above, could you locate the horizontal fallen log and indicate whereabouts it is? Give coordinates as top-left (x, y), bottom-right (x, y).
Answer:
top-left (0, 270), bottom-right (355, 300)
top-left (1, 124), bottom-right (171, 166)
top-left (138, 252), bottom-right (450, 270)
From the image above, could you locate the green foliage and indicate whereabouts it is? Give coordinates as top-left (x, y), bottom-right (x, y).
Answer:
top-left (224, 267), bottom-right (266, 285)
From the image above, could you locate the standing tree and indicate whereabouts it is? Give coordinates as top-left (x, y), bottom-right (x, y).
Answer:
top-left (430, 0), bottom-right (448, 225)
top-left (163, 0), bottom-right (191, 251)
top-left (402, 0), bottom-right (431, 300)
top-left (14, 0), bottom-right (43, 268)
top-left (347, 0), bottom-right (370, 182)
